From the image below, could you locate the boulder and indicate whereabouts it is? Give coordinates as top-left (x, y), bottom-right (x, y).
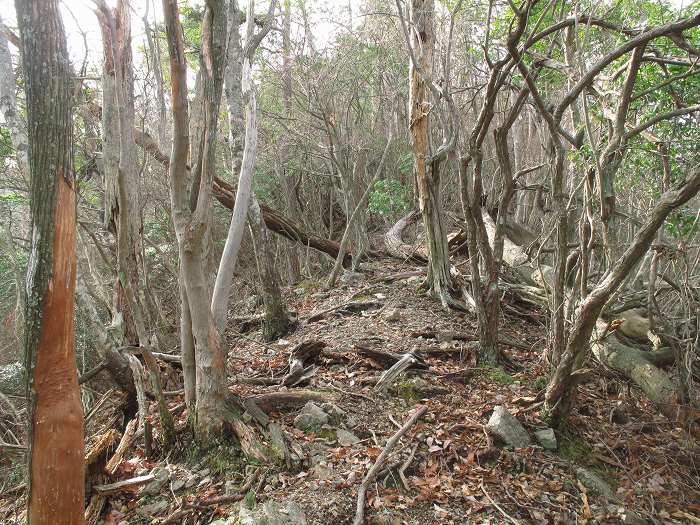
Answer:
top-left (534, 428), bottom-right (557, 451)
top-left (293, 402), bottom-right (329, 432)
top-left (336, 428), bottom-right (360, 446)
top-left (0, 362), bottom-right (24, 395)
top-left (486, 406), bottom-right (531, 448)
top-left (141, 467), bottom-right (170, 495)
top-left (576, 468), bottom-right (617, 501)
top-left (239, 500), bottom-right (307, 525)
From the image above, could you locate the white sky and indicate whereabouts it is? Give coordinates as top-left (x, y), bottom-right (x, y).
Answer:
top-left (0, 0), bottom-right (361, 70)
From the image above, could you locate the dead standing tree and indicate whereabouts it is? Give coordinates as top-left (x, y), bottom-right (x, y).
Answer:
top-left (16, 0), bottom-right (85, 521)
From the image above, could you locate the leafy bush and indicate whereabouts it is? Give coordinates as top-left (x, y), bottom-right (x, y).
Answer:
top-left (369, 179), bottom-right (409, 217)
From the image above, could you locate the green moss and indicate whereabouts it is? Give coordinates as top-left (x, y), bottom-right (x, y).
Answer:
top-left (487, 366), bottom-right (515, 385)
top-left (559, 433), bottom-right (592, 463)
top-left (393, 376), bottom-right (416, 401)
top-left (532, 375), bottom-right (549, 391)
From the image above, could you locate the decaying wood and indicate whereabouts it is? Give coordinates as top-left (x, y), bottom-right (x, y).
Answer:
top-left (352, 405), bottom-right (428, 525)
top-left (231, 419), bottom-right (270, 462)
top-left (84, 495), bottom-right (107, 525)
top-left (247, 390), bottom-right (336, 413)
top-left (282, 340), bottom-right (326, 386)
top-left (85, 429), bottom-right (119, 469)
top-left (105, 419), bottom-right (137, 475)
top-left (353, 344), bottom-right (429, 371)
top-left (375, 353), bottom-right (422, 394)
top-left (384, 209), bottom-right (428, 262)
top-left (306, 300), bottom-right (383, 322)
top-left (93, 474), bottom-right (154, 495)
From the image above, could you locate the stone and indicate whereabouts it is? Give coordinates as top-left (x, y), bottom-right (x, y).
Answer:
top-left (320, 402), bottom-right (346, 424)
top-left (312, 462), bottom-right (333, 481)
top-left (384, 308), bottom-right (401, 322)
top-left (170, 478), bottom-right (185, 492)
top-left (239, 499), bottom-right (307, 525)
top-left (576, 468), bottom-right (617, 501)
top-left (184, 475), bottom-right (197, 489)
top-left (138, 498), bottom-right (169, 517)
top-left (225, 479), bottom-right (238, 495)
top-left (534, 428), bottom-right (557, 451)
top-left (486, 406), bottom-right (531, 448)
top-left (293, 402), bottom-right (329, 432)
top-left (336, 428), bottom-right (361, 447)
top-left (437, 331), bottom-right (456, 343)
top-left (0, 362), bottom-right (24, 396)
top-left (340, 270), bottom-right (364, 285)
top-left (141, 467), bottom-right (170, 495)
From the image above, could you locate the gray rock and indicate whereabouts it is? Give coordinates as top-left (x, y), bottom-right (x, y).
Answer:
top-left (184, 475), bottom-right (197, 489)
top-left (225, 479), bottom-right (238, 496)
top-left (437, 331), bottom-right (456, 343)
top-left (293, 402), bottom-right (329, 432)
top-left (210, 516), bottom-right (238, 525)
top-left (384, 308), bottom-right (401, 322)
top-left (141, 467), bottom-right (170, 495)
top-left (239, 499), bottom-right (306, 525)
top-left (340, 270), bottom-right (364, 285)
top-left (138, 498), bottom-right (169, 516)
top-left (320, 402), bottom-right (346, 424)
top-left (170, 479), bottom-right (185, 492)
top-left (336, 428), bottom-right (360, 446)
top-left (576, 468), bottom-right (617, 501)
top-left (534, 428), bottom-right (557, 451)
top-left (0, 362), bottom-right (24, 396)
top-left (486, 406), bottom-right (531, 448)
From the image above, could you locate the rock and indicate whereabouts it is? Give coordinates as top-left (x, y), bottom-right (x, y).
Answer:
top-left (239, 499), bottom-right (306, 525)
top-left (225, 479), bottom-right (238, 495)
top-left (209, 516), bottom-right (238, 525)
top-left (486, 406), bottom-right (531, 448)
top-left (0, 362), bottom-right (24, 395)
top-left (336, 428), bottom-right (360, 446)
top-left (312, 462), bottom-right (333, 481)
top-left (293, 402), bottom-right (329, 432)
top-left (320, 402), bottom-right (346, 424)
top-left (184, 475), bottom-right (197, 489)
top-left (340, 270), bottom-right (364, 285)
top-left (437, 331), bottom-right (455, 343)
top-left (141, 467), bottom-right (170, 495)
top-left (384, 308), bottom-right (401, 322)
top-left (170, 479), bottom-right (185, 492)
top-left (198, 468), bottom-right (210, 477)
top-left (370, 511), bottom-right (402, 525)
top-left (138, 498), bottom-right (169, 517)
top-left (534, 428), bottom-right (557, 451)
top-left (576, 468), bottom-right (617, 501)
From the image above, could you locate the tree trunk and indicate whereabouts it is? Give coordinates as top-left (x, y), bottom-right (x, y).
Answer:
top-left (545, 167), bottom-right (700, 427)
top-left (408, 0), bottom-right (454, 309)
top-left (17, 0), bottom-right (85, 521)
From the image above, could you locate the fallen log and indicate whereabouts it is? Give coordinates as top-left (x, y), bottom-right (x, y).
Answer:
top-left (246, 390), bottom-right (336, 413)
top-left (384, 210), bottom-right (428, 262)
top-left (93, 474), bottom-right (154, 496)
top-left (130, 125), bottom-right (374, 267)
top-left (214, 176), bottom-right (383, 266)
top-left (591, 320), bottom-right (679, 419)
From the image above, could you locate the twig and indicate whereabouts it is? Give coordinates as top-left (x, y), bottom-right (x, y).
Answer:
top-left (480, 479), bottom-right (521, 525)
top-left (328, 381), bottom-right (375, 402)
top-left (352, 405), bottom-right (428, 525)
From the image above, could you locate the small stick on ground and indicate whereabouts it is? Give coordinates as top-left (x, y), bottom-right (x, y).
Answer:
top-left (480, 479), bottom-right (521, 525)
top-left (353, 405), bottom-right (428, 525)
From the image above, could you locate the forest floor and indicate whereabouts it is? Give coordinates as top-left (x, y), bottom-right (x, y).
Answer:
top-left (2, 258), bottom-right (699, 524)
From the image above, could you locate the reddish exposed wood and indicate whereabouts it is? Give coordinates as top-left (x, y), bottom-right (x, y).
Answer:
top-left (30, 177), bottom-right (85, 524)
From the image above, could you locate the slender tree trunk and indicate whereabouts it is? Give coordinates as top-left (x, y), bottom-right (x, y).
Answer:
top-left (408, 0), bottom-right (454, 308)
top-left (17, 0), bottom-right (85, 521)
top-left (545, 168), bottom-right (700, 427)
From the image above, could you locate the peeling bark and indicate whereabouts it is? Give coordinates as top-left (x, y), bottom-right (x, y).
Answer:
top-left (17, 0), bottom-right (85, 520)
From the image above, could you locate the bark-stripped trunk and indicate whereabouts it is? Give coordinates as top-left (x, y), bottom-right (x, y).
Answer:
top-left (408, 0), bottom-right (454, 308)
top-left (17, 0), bottom-right (85, 521)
